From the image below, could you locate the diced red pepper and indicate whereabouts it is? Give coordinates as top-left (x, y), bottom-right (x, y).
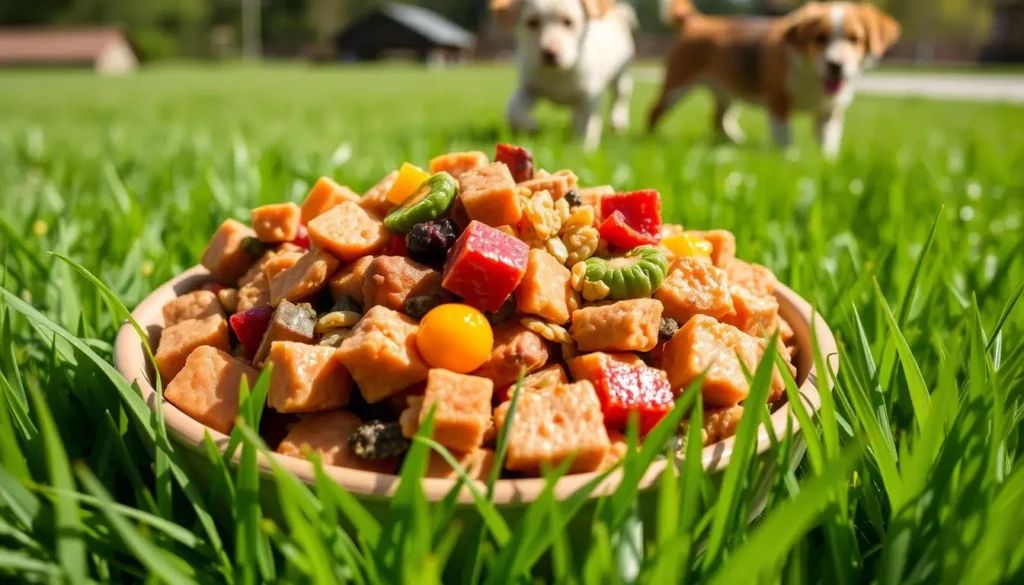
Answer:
top-left (495, 143), bottom-right (535, 183)
top-left (595, 361), bottom-right (674, 435)
top-left (442, 220), bottom-right (529, 312)
top-left (383, 234), bottom-right (408, 256)
top-left (201, 282), bottom-right (225, 294)
top-left (598, 211), bottom-right (659, 250)
top-left (291, 223), bottom-right (311, 249)
top-left (229, 305), bottom-right (275, 361)
top-left (647, 342), bottom-right (666, 370)
top-left (599, 190), bottom-right (661, 242)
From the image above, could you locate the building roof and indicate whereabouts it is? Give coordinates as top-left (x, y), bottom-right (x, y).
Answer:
top-left (365, 3), bottom-right (474, 48)
top-left (0, 27), bottom-right (132, 64)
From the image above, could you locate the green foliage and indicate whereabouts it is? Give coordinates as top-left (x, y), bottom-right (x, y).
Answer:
top-left (0, 65), bottom-right (1022, 583)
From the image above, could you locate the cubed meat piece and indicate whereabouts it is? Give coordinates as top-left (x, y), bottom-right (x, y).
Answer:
top-left (399, 395), bottom-right (424, 439)
top-left (687, 230), bottom-right (736, 268)
top-left (238, 244), bottom-right (302, 286)
top-left (163, 346), bottom-right (259, 434)
top-left (515, 249), bottom-right (573, 324)
top-left (494, 143), bottom-right (534, 183)
top-left (425, 448), bottom-right (496, 481)
top-left (269, 248), bottom-right (339, 307)
top-left (237, 276), bottom-right (271, 312)
top-left (162, 290), bottom-right (224, 327)
top-left (566, 352), bottom-right (643, 384)
top-left (493, 381), bottom-right (610, 473)
top-left (362, 256), bottom-right (447, 313)
top-left (472, 323), bottom-right (549, 388)
top-left (253, 300), bottom-right (317, 366)
top-left (720, 284), bottom-right (779, 337)
top-left (429, 151), bottom-right (489, 178)
top-left (442, 221), bottom-right (529, 312)
top-left (307, 201), bottom-right (389, 262)
top-left (653, 256), bottom-right (735, 325)
top-left (594, 361), bottom-right (674, 435)
top-left (570, 299), bottom-right (663, 353)
top-left (725, 259), bottom-right (777, 297)
top-left (458, 162), bottom-right (522, 227)
top-left (265, 341), bottom-right (352, 413)
top-left (301, 177), bottom-right (360, 223)
top-left (600, 430), bottom-right (628, 471)
top-left (700, 405), bottom-right (745, 445)
top-left (402, 369), bottom-right (493, 453)
top-left (358, 170), bottom-right (399, 218)
top-left (662, 315), bottom-right (785, 406)
top-left (518, 173), bottom-right (574, 199)
top-left (495, 363), bottom-right (569, 403)
top-left (335, 306), bottom-right (429, 403)
top-left (252, 202), bottom-right (301, 243)
top-left (328, 255), bottom-right (374, 303)
top-left (263, 251), bottom-right (304, 283)
top-left (276, 410), bottom-right (399, 474)
top-left (155, 314), bottom-right (230, 382)
top-left (577, 185), bottom-right (614, 208)
top-left (776, 315), bottom-right (795, 346)
top-left (201, 219), bottom-right (258, 283)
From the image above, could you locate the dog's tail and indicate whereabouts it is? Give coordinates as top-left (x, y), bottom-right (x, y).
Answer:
top-left (660, 0), bottom-right (697, 28)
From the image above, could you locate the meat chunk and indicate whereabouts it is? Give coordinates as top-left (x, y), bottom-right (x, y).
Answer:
top-left (515, 249), bottom-right (573, 324)
top-left (458, 162), bottom-right (522, 227)
top-left (162, 290), bottom-right (224, 327)
top-left (494, 363), bottom-right (569, 403)
top-left (720, 283), bottom-right (779, 337)
top-left (358, 170), bottom-right (399, 218)
top-left (686, 230), bottom-right (736, 267)
top-left (570, 299), bottom-right (663, 353)
top-left (164, 346), bottom-right (259, 434)
top-left (253, 300), bottom-right (317, 366)
top-left (661, 315), bottom-right (786, 406)
top-left (700, 405), bottom-right (745, 445)
top-left (266, 341), bottom-right (352, 413)
top-left (335, 306), bottom-right (429, 402)
top-left (251, 202), bottom-right (301, 243)
top-left (776, 315), bottom-right (795, 346)
top-left (201, 219), bottom-right (258, 283)
top-left (725, 259), bottom-right (777, 297)
top-left (471, 323), bottom-right (549, 388)
top-left (400, 369), bottom-right (493, 452)
top-left (276, 410), bottom-right (399, 474)
top-left (566, 352), bottom-right (643, 384)
top-left (362, 256), bottom-right (447, 313)
top-left (653, 256), bottom-right (735, 325)
top-left (429, 151), bottom-right (489, 178)
top-left (517, 172), bottom-right (574, 200)
top-left (328, 255), bottom-right (374, 304)
top-left (425, 448), bottom-right (495, 481)
top-left (237, 277), bottom-right (271, 313)
top-left (493, 381), bottom-right (609, 473)
top-left (599, 430), bottom-right (628, 471)
top-left (155, 314), bottom-right (230, 382)
top-left (269, 248), bottom-right (339, 307)
top-left (577, 185), bottom-right (614, 208)
top-left (307, 201), bottom-right (389, 262)
top-left (300, 177), bottom-right (360, 223)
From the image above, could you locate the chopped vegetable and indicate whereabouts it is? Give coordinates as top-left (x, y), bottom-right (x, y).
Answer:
top-left (594, 361), bottom-right (674, 435)
top-left (291, 223), bottom-right (311, 249)
top-left (687, 229), bottom-right (736, 267)
top-left (382, 172), bottom-right (458, 234)
top-left (229, 305), bottom-right (275, 361)
top-left (253, 300), bottom-right (317, 366)
top-left (494, 143), bottom-right (534, 183)
top-left (348, 420), bottom-right (410, 460)
top-left (442, 220), bottom-right (529, 312)
top-left (573, 246), bottom-right (668, 300)
top-left (384, 163), bottom-right (432, 205)
top-left (661, 233), bottom-right (713, 258)
top-left (599, 190), bottom-right (662, 242)
top-left (598, 210), bottom-right (660, 249)
top-left (405, 218), bottom-right (458, 267)
top-left (416, 304), bottom-right (494, 373)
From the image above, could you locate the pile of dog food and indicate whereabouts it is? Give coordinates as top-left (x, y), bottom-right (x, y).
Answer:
top-left (155, 143), bottom-right (797, 479)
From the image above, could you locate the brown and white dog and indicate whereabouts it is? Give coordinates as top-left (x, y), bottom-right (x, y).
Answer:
top-left (648, 1), bottom-right (900, 158)
top-left (492, 0), bottom-right (638, 151)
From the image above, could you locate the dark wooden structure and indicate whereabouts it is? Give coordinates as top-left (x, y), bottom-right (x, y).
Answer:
top-left (981, 0), bottom-right (1024, 63)
top-left (334, 3), bottom-right (474, 65)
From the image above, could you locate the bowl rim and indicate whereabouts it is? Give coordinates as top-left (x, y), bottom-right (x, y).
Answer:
top-left (114, 265), bottom-right (838, 505)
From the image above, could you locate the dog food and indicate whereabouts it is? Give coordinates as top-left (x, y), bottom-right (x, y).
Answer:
top-left (159, 143), bottom-right (799, 478)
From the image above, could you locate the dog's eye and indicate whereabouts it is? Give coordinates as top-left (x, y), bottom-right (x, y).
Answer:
top-left (847, 34), bottom-right (861, 44)
top-left (526, 17), bottom-right (541, 30)
top-left (561, 16), bottom-right (573, 27)
top-left (815, 33), bottom-right (829, 46)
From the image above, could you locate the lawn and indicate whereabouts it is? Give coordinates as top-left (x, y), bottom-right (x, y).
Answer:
top-left (0, 64), bottom-right (1022, 584)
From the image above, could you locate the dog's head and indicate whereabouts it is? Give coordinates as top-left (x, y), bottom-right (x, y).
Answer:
top-left (492, 0), bottom-right (616, 70)
top-left (784, 2), bottom-right (900, 95)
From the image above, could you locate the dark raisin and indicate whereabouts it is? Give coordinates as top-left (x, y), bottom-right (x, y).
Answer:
top-left (564, 189), bottom-right (581, 207)
top-left (658, 317), bottom-right (679, 341)
top-left (331, 294), bottom-right (363, 315)
top-left (240, 236), bottom-right (269, 257)
top-left (406, 218), bottom-right (458, 267)
top-left (348, 420), bottom-right (410, 460)
top-left (404, 294), bottom-right (442, 320)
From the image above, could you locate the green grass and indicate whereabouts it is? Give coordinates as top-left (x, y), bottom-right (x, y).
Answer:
top-left (0, 64), bottom-right (1022, 584)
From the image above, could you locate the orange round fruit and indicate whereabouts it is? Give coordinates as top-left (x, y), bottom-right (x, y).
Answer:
top-left (416, 303), bottom-right (494, 373)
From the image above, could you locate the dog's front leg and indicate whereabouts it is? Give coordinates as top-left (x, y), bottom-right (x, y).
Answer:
top-left (507, 88), bottom-right (538, 135)
top-left (573, 98), bottom-right (603, 152)
top-left (610, 72), bottom-right (633, 133)
top-left (816, 110), bottom-right (846, 160)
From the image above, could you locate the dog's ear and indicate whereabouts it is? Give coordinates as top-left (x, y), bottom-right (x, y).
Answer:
top-left (581, 0), bottom-right (615, 20)
top-left (782, 2), bottom-right (822, 47)
top-left (491, 0), bottom-right (521, 30)
top-left (859, 3), bottom-right (901, 58)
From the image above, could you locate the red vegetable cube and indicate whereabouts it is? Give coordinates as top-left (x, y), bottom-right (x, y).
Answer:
top-left (495, 143), bottom-right (534, 183)
top-left (442, 220), bottom-right (529, 312)
top-left (229, 305), bottom-right (275, 361)
top-left (595, 361), bottom-right (674, 435)
top-left (599, 190), bottom-right (662, 242)
top-left (382, 234), bottom-right (408, 256)
top-left (598, 211), bottom-right (659, 250)
top-left (291, 224), bottom-right (310, 249)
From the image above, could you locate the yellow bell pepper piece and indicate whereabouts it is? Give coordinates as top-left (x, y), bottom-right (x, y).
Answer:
top-left (384, 163), bottom-right (432, 205)
top-left (661, 233), bottom-right (713, 258)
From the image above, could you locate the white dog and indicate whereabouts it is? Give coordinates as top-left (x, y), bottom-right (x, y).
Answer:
top-left (492, 0), bottom-right (638, 151)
